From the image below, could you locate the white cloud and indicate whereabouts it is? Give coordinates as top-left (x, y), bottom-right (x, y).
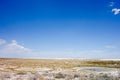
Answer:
top-left (109, 2), bottom-right (114, 7)
top-left (0, 40), bottom-right (31, 54)
top-left (112, 8), bottom-right (120, 15)
top-left (0, 39), bottom-right (6, 45)
top-left (105, 45), bottom-right (116, 49)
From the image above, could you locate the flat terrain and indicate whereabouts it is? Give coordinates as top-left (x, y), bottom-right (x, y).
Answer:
top-left (0, 58), bottom-right (120, 71)
top-left (0, 58), bottom-right (120, 80)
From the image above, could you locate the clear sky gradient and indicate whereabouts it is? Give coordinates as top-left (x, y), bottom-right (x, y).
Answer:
top-left (0, 0), bottom-right (120, 58)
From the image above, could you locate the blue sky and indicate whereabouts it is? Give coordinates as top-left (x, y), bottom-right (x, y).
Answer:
top-left (0, 0), bottom-right (120, 58)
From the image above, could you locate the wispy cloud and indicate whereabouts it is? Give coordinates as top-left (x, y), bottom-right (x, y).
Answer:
top-left (108, 1), bottom-right (120, 15)
top-left (112, 8), bottom-right (120, 15)
top-left (105, 45), bottom-right (116, 49)
top-left (109, 2), bottom-right (115, 7)
top-left (0, 39), bottom-right (31, 54)
top-left (0, 39), bottom-right (6, 45)
top-left (0, 39), bottom-right (119, 58)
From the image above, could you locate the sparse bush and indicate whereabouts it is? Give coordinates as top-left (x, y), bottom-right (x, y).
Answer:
top-left (16, 72), bottom-right (26, 75)
top-left (74, 74), bottom-right (80, 78)
top-left (55, 73), bottom-right (65, 79)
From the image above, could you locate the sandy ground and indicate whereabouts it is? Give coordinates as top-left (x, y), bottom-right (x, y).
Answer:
top-left (0, 58), bottom-right (120, 80)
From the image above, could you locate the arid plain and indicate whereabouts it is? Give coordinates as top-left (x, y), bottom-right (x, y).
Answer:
top-left (0, 58), bottom-right (120, 80)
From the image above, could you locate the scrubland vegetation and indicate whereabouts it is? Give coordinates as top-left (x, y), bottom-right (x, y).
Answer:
top-left (0, 58), bottom-right (120, 80)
